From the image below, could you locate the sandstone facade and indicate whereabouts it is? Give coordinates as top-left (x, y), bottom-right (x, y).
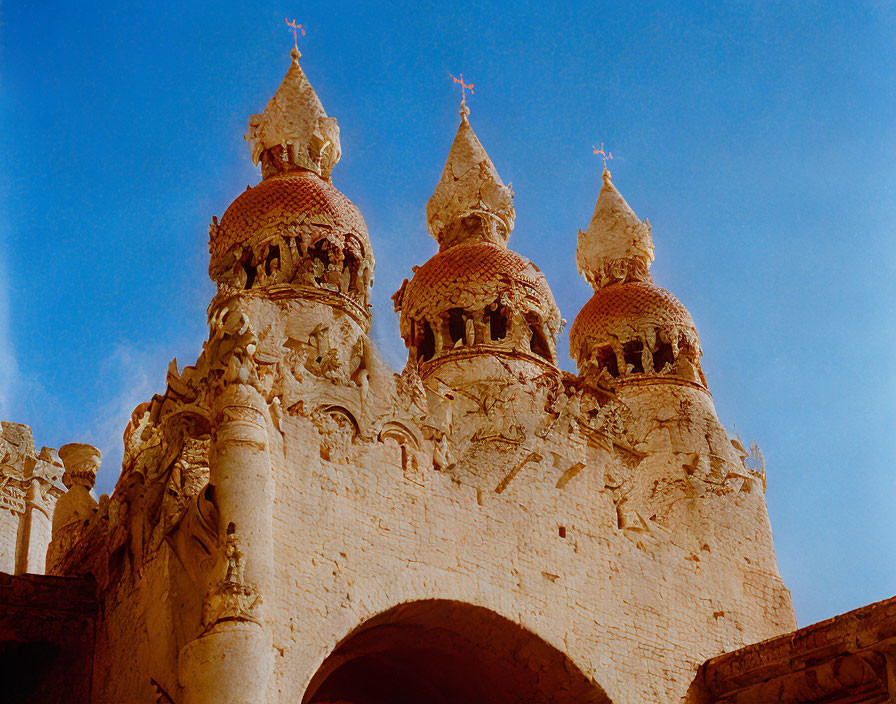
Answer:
top-left (0, 423), bottom-right (66, 575)
top-left (1, 48), bottom-right (810, 703)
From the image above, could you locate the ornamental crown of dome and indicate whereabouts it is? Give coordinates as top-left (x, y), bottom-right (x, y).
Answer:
top-left (245, 47), bottom-right (341, 180)
top-left (576, 169), bottom-right (654, 291)
top-left (425, 111), bottom-right (515, 251)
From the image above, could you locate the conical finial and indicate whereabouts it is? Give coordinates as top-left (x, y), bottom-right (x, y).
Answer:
top-left (244, 30), bottom-right (341, 180)
top-left (426, 104), bottom-right (515, 251)
top-left (576, 165), bottom-right (654, 291)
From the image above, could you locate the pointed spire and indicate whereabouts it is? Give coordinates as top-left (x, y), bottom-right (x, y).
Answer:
top-left (576, 169), bottom-right (654, 291)
top-left (426, 113), bottom-right (515, 251)
top-left (244, 49), bottom-right (341, 179)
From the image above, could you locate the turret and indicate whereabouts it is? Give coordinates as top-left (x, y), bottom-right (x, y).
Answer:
top-left (571, 169), bottom-right (705, 390)
top-left (208, 48), bottom-right (374, 331)
top-left (393, 102), bottom-right (562, 379)
top-left (571, 170), bottom-right (747, 535)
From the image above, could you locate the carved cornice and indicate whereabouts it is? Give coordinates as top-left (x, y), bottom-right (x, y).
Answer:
top-left (211, 283), bottom-right (371, 333)
top-left (614, 374), bottom-right (711, 396)
top-left (418, 345), bottom-right (559, 380)
top-left (696, 594), bottom-right (896, 704)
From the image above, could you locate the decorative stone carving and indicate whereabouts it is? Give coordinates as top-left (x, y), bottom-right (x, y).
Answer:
top-left (244, 48), bottom-right (341, 179)
top-left (576, 169), bottom-right (654, 291)
top-left (426, 109), bottom-right (515, 249)
top-left (312, 406), bottom-right (358, 464)
top-left (202, 523), bottom-right (261, 631)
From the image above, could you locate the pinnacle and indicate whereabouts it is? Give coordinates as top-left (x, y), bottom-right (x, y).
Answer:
top-left (576, 170), bottom-right (654, 290)
top-left (244, 50), bottom-right (341, 179)
top-left (426, 114), bottom-right (515, 250)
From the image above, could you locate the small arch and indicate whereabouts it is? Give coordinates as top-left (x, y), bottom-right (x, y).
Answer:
top-left (302, 599), bottom-right (611, 704)
top-left (595, 345), bottom-right (619, 378)
top-left (264, 243), bottom-right (281, 276)
top-left (447, 308), bottom-right (466, 346)
top-left (622, 340), bottom-right (644, 374)
top-left (418, 321), bottom-right (436, 362)
top-left (652, 337), bottom-right (675, 373)
top-left (314, 405), bottom-right (360, 441)
top-left (488, 303), bottom-right (508, 341)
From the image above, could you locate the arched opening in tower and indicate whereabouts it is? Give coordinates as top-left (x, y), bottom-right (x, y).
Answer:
top-left (596, 345), bottom-right (619, 378)
top-left (418, 321), bottom-right (436, 362)
top-left (447, 308), bottom-right (466, 347)
top-left (652, 336), bottom-right (675, 373)
top-left (302, 600), bottom-right (611, 704)
top-left (622, 340), bottom-right (644, 374)
top-left (525, 313), bottom-right (552, 361)
top-left (488, 303), bottom-right (508, 341)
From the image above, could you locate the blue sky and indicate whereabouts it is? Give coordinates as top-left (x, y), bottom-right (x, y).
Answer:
top-left (2, 1), bottom-right (894, 627)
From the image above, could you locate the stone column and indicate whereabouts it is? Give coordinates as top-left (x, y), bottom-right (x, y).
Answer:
top-left (46, 444), bottom-right (100, 574)
top-left (179, 381), bottom-right (274, 704)
top-left (15, 479), bottom-right (52, 574)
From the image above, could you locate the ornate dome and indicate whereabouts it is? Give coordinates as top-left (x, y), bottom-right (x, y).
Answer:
top-left (208, 171), bottom-right (374, 322)
top-left (209, 171), bottom-right (370, 275)
top-left (394, 241), bottom-right (562, 368)
top-left (399, 242), bottom-right (555, 322)
top-left (571, 282), bottom-right (695, 347)
top-left (570, 282), bottom-right (705, 387)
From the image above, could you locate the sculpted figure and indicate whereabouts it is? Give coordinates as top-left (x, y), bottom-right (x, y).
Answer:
top-left (233, 262), bottom-right (248, 289)
top-left (323, 262), bottom-right (342, 289)
top-left (304, 257), bottom-right (325, 286)
top-left (641, 337), bottom-right (654, 374)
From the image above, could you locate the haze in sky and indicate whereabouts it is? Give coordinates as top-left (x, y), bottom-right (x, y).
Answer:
top-left (2, 1), bottom-right (895, 628)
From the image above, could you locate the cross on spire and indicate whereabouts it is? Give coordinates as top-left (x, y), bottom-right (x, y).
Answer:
top-left (285, 18), bottom-right (306, 56)
top-left (592, 143), bottom-right (613, 171)
top-left (449, 73), bottom-right (474, 117)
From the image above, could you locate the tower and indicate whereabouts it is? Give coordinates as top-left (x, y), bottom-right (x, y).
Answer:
top-left (27, 45), bottom-right (798, 704)
top-left (571, 167), bottom-right (779, 559)
top-left (392, 101), bottom-right (566, 477)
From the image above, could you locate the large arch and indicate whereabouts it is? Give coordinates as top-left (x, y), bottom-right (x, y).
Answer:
top-left (302, 599), bottom-right (611, 704)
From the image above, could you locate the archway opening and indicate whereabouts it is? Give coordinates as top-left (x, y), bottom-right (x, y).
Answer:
top-left (302, 600), bottom-right (610, 704)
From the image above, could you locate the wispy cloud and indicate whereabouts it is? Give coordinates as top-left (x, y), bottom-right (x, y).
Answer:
top-left (85, 343), bottom-right (168, 496)
top-left (0, 245), bottom-right (18, 419)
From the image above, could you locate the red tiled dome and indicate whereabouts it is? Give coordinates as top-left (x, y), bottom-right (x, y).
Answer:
top-left (209, 172), bottom-right (369, 275)
top-left (570, 281), bottom-right (696, 358)
top-left (400, 242), bottom-right (556, 320)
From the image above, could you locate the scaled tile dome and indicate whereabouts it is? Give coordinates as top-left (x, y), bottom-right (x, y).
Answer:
top-left (569, 281), bottom-right (697, 358)
top-left (400, 241), bottom-right (558, 324)
top-left (208, 171), bottom-right (371, 279)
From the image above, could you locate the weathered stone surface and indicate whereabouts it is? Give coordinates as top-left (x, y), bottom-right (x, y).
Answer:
top-left (0, 44), bottom-right (836, 704)
top-left (0, 423), bottom-right (65, 575)
top-left (691, 594), bottom-right (896, 704)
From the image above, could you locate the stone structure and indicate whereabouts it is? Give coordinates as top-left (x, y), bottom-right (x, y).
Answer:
top-left (0, 45), bottom-right (890, 704)
top-left (0, 423), bottom-right (66, 575)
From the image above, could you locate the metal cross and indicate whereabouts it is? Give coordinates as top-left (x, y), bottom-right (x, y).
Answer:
top-left (285, 18), bottom-right (306, 53)
top-left (593, 143), bottom-right (613, 170)
top-left (450, 73), bottom-right (475, 109)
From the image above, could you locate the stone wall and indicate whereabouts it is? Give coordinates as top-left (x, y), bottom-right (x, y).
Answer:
top-left (266, 401), bottom-right (795, 703)
top-left (0, 423), bottom-right (65, 575)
